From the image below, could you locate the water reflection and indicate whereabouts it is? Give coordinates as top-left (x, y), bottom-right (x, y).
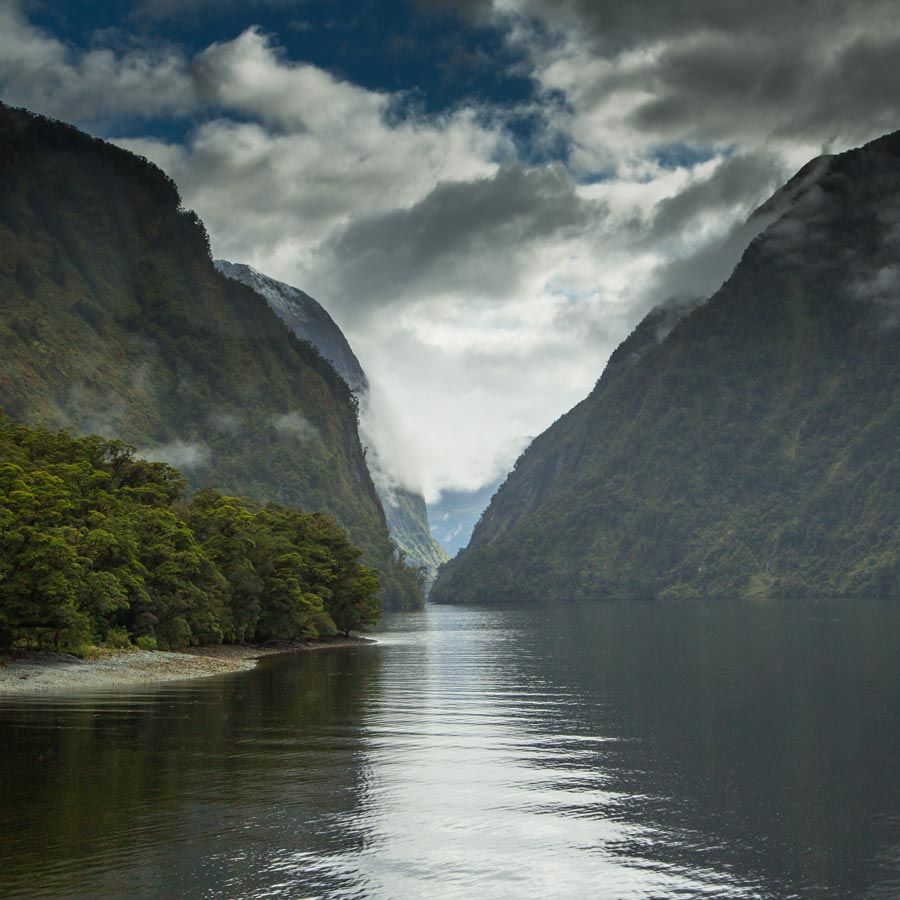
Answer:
top-left (0, 649), bottom-right (384, 898)
top-left (288, 608), bottom-right (763, 899)
top-left (2, 600), bottom-right (900, 898)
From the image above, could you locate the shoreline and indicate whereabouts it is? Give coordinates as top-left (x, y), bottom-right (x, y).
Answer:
top-left (0, 636), bottom-right (376, 695)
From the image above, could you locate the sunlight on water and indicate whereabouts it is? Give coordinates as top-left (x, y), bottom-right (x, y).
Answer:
top-left (257, 610), bottom-right (762, 899)
top-left (2, 601), bottom-right (900, 898)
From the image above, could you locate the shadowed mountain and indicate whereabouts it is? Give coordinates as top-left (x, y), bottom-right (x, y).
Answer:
top-left (432, 131), bottom-right (900, 603)
top-left (0, 103), bottom-right (423, 610)
top-left (214, 261), bottom-right (449, 582)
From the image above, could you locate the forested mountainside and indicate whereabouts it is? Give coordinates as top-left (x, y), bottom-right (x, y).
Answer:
top-left (215, 261), bottom-right (449, 581)
top-left (0, 103), bottom-right (423, 610)
top-left (0, 415), bottom-right (381, 651)
top-left (379, 488), bottom-right (449, 578)
top-left (432, 130), bottom-right (900, 603)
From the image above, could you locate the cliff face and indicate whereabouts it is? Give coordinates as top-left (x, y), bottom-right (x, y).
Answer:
top-left (0, 103), bottom-right (423, 609)
top-left (432, 132), bottom-right (900, 603)
top-left (380, 488), bottom-right (449, 578)
top-left (215, 260), bottom-right (448, 583)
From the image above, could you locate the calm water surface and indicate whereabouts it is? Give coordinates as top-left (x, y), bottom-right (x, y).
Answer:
top-left (2, 600), bottom-right (900, 899)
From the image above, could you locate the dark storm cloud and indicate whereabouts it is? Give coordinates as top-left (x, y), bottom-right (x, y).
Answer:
top-left (648, 151), bottom-right (783, 240)
top-left (628, 30), bottom-right (900, 146)
top-left (422, 0), bottom-right (900, 149)
top-left (419, 0), bottom-right (888, 51)
top-left (317, 164), bottom-right (605, 314)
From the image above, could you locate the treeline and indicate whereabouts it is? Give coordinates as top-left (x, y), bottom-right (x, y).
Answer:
top-left (0, 414), bottom-right (381, 652)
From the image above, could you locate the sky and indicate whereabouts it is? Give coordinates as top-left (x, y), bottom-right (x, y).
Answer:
top-left (2, 0), bottom-right (899, 503)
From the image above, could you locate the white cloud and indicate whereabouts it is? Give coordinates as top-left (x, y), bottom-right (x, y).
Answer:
top-left (272, 411), bottom-right (319, 441)
top-left (0, 2), bottom-right (195, 124)
top-left (4, 0), bottom-right (898, 506)
top-left (140, 439), bottom-right (210, 470)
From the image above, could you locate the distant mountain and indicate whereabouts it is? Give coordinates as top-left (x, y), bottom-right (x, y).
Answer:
top-left (0, 103), bottom-right (423, 610)
top-left (379, 486), bottom-right (449, 577)
top-left (214, 261), bottom-right (448, 582)
top-left (432, 131), bottom-right (900, 603)
top-left (427, 482), bottom-right (503, 556)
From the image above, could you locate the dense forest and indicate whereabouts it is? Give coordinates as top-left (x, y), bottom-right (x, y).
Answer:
top-left (432, 130), bottom-right (900, 604)
top-left (0, 103), bottom-right (423, 611)
top-left (0, 414), bottom-right (381, 652)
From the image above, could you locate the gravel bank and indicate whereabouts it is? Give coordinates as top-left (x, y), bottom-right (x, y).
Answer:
top-left (0, 637), bottom-right (375, 695)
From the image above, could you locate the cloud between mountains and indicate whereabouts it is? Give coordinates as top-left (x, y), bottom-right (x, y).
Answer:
top-left (2, 0), bottom-right (898, 498)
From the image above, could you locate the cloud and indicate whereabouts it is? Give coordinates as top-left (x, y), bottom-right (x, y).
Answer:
top-left (635, 153), bottom-right (836, 312)
top-left (208, 411), bottom-right (243, 435)
top-left (272, 411), bottom-right (319, 441)
top-left (4, 0), bottom-right (897, 506)
top-left (115, 28), bottom-right (508, 277)
top-left (314, 163), bottom-right (605, 318)
top-left (140, 439), bottom-right (210, 470)
top-left (414, 0), bottom-right (900, 183)
top-left (853, 266), bottom-right (900, 331)
top-left (109, 22), bottom-right (815, 500)
top-left (193, 27), bottom-right (390, 132)
top-left (0, 2), bottom-right (195, 125)
top-left (648, 152), bottom-right (781, 241)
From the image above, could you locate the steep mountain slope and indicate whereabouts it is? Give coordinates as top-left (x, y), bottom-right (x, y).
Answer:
top-left (0, 103), bottom-right (423, 610)
top-left (379, 487), bottom-right (449, 576)
top-left (214, 260), bottom-right (369, 394)
top-left (432, 131), bottom-right (900, 603)
top-left (427, 481), bottom-right (503, 556)
top-left (215, 260), bottom-right (449, 581)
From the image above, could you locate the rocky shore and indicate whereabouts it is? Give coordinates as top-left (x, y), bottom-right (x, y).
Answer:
top-left (0, 636), bottom-right (375, 695)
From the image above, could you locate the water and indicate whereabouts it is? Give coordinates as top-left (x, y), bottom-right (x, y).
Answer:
top-left (2, 600), bottom-right (900, 899)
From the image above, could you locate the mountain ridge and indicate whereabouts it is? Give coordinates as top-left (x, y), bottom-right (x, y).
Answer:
top-left (0, 102), bottom-right (423, 610)
top-left (213, 260), bottom-right (449, 582)
top-left (432, 129), bottom-right (900, 603)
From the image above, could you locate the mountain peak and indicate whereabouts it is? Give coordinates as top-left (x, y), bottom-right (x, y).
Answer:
top-left (432, 129), bottom-right (900, 603)
top-left (214, 260), bottom-right (369, 395)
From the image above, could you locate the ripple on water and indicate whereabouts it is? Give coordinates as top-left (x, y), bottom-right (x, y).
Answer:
top-left (3, 600), bottom-right (900, 899)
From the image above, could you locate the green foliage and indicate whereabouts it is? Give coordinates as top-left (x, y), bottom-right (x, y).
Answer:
top-left (433, 135), bottom-right (900, 604)
top-left (0, 103), bottom-right (423, 611)
top-left (0, 416), bottom-right (382, 652)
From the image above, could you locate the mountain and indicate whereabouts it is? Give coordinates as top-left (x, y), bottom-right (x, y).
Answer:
top-left (214, 260), bottom-right (369, 394)
top-left (214, 261), bottom-right (449, 581)
top-left (0, 103), bottom-right (423, 610)
top-left (427, 481), bottom-right (503, 556)
top-left (432, 131), bottom-right (900, 603)
top-left (379, 486), bottom-right (449, 575)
